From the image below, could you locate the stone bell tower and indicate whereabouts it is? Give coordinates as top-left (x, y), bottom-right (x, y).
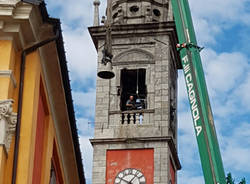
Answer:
top-left (89, 0), bottom-right (182, 183)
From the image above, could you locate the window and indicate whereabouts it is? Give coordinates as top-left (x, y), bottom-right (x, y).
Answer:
top-left (113, 12), bottom-right (118, 19)
top-left (153, 9), bottom-right (161, 17)
top-left (120, 68), bottom-right (147, 111)
top-left (130, 5), bottom-right (139, 13)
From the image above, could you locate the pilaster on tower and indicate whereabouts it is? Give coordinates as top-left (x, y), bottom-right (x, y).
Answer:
top-left (89, 0), bottom-right (182, 183)
top-left (93, 0), bottom-right (100, 26)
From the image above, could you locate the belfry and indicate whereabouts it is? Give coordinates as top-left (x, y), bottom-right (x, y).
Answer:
top-left (89, 0), bottom-right (182, 183)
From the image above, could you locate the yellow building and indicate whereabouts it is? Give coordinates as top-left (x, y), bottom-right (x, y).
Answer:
top-left (0, 1), bottom-right (85, 184)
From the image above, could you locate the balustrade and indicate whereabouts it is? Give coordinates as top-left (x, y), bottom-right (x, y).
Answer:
top-left (121, 110), bottom-right (144, 124)
top-left (109, 109), bottom-right (154, 126)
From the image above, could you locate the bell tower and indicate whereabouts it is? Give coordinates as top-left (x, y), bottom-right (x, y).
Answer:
top-left (89, 0), bottom-right (182, 183)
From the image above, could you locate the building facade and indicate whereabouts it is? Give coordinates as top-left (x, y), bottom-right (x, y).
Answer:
top-left (0, 1), bottom-right (85, 184)
top-left (89, 0), bottom-right (182, 183)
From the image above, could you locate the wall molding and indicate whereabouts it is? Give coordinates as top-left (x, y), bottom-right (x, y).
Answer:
top-left (0, 70), bottom-right (17, 88)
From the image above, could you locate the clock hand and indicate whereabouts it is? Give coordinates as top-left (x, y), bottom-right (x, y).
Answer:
top-left (120, 177), bottom-right (129, 184)
top-left (129, 175), bottom-right (137, 184)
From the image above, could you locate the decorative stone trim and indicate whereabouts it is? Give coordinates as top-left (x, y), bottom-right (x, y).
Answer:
top-left (90, 136), bottom-right (181, 170)
top-left (109, 109), bottom-right (154, 115)
top-left (0, 70), bottom-right (17, 88)
top-left (112, 60), bottom-right (155, 66)
top-left (0, 99), bottom-right (17, 153)
top-left (0, 1), bottom-right (31, 18)
top-left (93, 0), bottom-right (100, 26)
top-left (0, 1), bottom-right (40, 50)
top-left (113, 48), bottom-right (154, 63)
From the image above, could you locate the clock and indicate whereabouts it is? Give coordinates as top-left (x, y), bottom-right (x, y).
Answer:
top-left (114, 168), bottom-right (146, 184)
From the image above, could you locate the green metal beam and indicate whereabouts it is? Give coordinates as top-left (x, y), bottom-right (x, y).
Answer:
top-left (171, 0), bottom-right (226, 183)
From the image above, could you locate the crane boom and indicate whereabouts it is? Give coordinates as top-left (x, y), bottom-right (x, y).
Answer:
top-left (171, 0), bottom-right (226, 183)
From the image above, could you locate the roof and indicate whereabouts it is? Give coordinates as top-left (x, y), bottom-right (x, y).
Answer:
top-left (39, 2), bottom-right (86, 183)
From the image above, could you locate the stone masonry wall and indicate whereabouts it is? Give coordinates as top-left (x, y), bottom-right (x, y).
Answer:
top-left (94, 34), bottom-right (174, 139)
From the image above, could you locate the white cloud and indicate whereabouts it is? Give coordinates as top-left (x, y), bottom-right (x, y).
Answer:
top-left (236, 73), bottom-right (250, 110)
top-left (179, 47), bottom-right (249, 97)
top-left (79, 135), bottom-right (94, 181)
top-left (222, 122), bottom-right (250, 172)
top-left (190, 0), bottom-right (250, 25)
top-left (179, 171), bottom-right (204, 184)
top-left (63, 28), bottom-right (97, 84)
top-left (188, 0), bottom-right (250, 45)
top-left (178, 112), bottom-right (193, 135)
top-left (46, 0), bottom-right (99, 85)
top-left (72, 89), bottom-right (96, 108)
top-left (46, 0), bottom-right (94, 26)
top-left (76, 118), bottom-right (94, 136)
top-left (191, 48), bottom-right (250, 118)
top-left (202, 50), bottom-right (248, 93)
top-left (193, 18), bottom-right (221, 45)
top-left (72, 89), bottom-right (96, 118)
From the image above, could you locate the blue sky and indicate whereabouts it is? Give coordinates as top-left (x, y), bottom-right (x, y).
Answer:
top-left (45, 0), bottom-right (250, 183)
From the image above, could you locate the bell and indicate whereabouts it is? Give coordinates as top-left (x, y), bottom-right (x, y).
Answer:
top-left (97, 62), bottom-right (115, 79)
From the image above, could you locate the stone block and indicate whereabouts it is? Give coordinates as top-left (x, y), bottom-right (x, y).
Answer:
top-left (162, 84), bottom-right (168, 89)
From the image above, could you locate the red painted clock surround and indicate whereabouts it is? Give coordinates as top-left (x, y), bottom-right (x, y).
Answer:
top-left (106, 149), bottom-right (154, 184)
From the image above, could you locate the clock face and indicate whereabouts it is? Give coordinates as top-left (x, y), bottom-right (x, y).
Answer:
top-left (114, 168), bottom-right (146, 184)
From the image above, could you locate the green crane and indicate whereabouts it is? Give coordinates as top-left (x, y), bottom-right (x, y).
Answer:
top-left (171, 0), bottom-right (226, 183)
top-left (171, 0), bottom-right (247, 183)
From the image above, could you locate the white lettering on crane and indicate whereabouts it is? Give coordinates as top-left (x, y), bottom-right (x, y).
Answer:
top-left (182, 55), bottom-right (202, 137)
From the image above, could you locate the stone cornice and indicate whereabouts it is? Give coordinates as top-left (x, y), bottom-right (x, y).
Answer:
top-left (0, 1), bottom-right (54, 50)
top-left (0, 99), bottom-right (17, 153)
top-left (0, 1), bottom-right (31, 18)
top-left (90, 136), bottom-right (181, 170)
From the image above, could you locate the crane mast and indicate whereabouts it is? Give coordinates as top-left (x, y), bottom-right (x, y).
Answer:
top-left (170, 0), bottom-right (226, 183)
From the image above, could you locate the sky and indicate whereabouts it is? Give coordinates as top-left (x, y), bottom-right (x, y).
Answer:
top-left (45, 0), bottom-right (250, 183)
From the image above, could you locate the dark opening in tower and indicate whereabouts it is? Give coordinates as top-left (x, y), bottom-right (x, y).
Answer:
top-left (120, 68), bottom-right (147, 111)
